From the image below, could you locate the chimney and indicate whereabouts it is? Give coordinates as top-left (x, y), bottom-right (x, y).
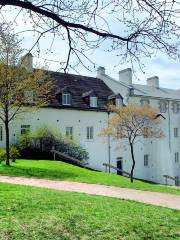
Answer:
top-left (21, 53), bottom-right (33, 73)
top-left (147, 76), bottom-right (159, 88)
top-left (97, 66), bottom-right (105, 79)
top-left (119, 68), bottom-right (132, 85)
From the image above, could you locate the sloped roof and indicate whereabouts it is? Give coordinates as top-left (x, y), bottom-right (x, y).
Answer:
top-left (48, 71), bottom-right (114, 111)
top-left (132, 83), bottom-right (180, 100)
top-left (109, 75), bottom-right (180, 100)
top-left (108, 93), bottom-right (123, 100)
top-left (102, 72), bottom-right (180, 101)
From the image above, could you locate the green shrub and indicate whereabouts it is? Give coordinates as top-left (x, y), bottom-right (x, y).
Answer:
top-left (31, 125), bottom-right (59, 151)
top-left (0, 147), bottom-right (20, 163)
top-left (0, 148), bottom-right (6, 162)
top-left (10, 146), bottom-right (20, 162)
top-left (16, 125), bottom-right (89, 163)
top-left (56, 138), bottom-right (89, 162)
top-left (17, 132), bottom-right (32, 150)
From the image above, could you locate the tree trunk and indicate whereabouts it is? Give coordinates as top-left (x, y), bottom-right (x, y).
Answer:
top-left (130, 143), bottom-right (135, 183)
top-left (5, 120), bottom-right (10, 166)
top-left (4, 54), bottom-right (10, 166)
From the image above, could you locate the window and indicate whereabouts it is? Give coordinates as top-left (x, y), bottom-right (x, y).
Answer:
top-left (144, 154), bottom-right (149, 167)
top-left (175, 152), bottom-right (179, 163)
top-left (90, 97), bottom-right (97, 108)
top-left (175, 176), bottom-right (179, 186)
top-left (116, 127), bottom-right (122, 138)
top-left (140, 99), bottom-right (150, 106)
top-left (115, 98), bottom-right (123, 107)
top-left (87, 126), bottom-right (93, 140)
top-left (0, 125), bottom-right (3, 141)
top-left (62, 93), bottom-right (71, 105)
top-left (117, 157), bottom-right (123, 175)
top-left (21, 125), bottom-right (30, 135)
top-left (129, 87), bottom-right (134, 96)
top-left (172, 102), bottom-right (179, 114)
top-left (174, 128), bottom-right (178, 138)
top-left (143, 127), bottom-right (148, 138)
top-left (159, 101), bottom-right (167, 113)
top-left (66, 126), bottom-right (73, 139)
top-left (24, 90), bottom-right (34, 103)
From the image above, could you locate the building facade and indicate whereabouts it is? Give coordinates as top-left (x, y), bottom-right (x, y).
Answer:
top-left (0, 54), bottom-right (179, 186)
top-left (98, 67), bottom-right (180, 185)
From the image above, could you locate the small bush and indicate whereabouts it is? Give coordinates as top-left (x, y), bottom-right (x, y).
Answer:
top-left (10, 146), bottom-right (20, 162)
top-left (17, 132), bottom-right (32, 150)
top-left (0, 148), bottom-right (6, 162)
top-left (0, 147), bottom-right (20, 163)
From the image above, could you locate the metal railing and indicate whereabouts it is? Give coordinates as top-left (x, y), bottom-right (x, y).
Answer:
top-left (103, 163), bottom-right (131, 177)
top-left (163, 175), bottom-right (175, 185)
top-left (51, 149), bottom-right (87, 166)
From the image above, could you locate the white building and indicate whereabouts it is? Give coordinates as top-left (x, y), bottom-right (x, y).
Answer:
top-left (0, 54), bottom-right (179, 186)
top-left (98, 67), bottom-right (180, 186)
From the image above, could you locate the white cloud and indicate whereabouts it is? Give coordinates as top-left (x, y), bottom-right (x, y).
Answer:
top-left (1, 5), bottom-right (180, 90)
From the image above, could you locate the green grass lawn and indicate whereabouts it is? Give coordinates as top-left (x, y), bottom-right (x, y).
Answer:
top-left (0, 183), bottom-right (179, 240)
top-left (0, 160), bottom-right (179, 195)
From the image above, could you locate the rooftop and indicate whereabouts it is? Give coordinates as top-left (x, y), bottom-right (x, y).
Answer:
top-left (48, 71), bottom-right (114, 111)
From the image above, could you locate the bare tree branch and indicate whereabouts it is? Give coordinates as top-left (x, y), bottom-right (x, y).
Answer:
top-left (0, 0), bottom-right (179, 71)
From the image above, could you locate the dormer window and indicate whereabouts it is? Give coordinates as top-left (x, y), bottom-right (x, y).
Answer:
top-left (129, 87), bottom-right (134, 96)
top-left (62, 93), bottom-right (71, 106)
top-left (159, 101), bottom-right (167, 113)
top-left (24, 90), bottom-right (34, 104)
top-left (108, 93), bottom-right (123, 107)
top-left (115, 98), bottom-right (123, 107)
top-left (90, 96), bottom-right (97, 108)
top-left (172, 102), bottom-right (179, 113)
top-left (140, 99), bottom-right (150, 106)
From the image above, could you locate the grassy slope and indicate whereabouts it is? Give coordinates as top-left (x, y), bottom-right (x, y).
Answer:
top-left (0, 183), bottom-right (179, 240)
top-left (0, 160), bottom-right (179, 195)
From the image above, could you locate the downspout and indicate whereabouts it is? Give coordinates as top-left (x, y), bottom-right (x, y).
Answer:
top-left (167, 100), bottom-right (171, 150)
top-left (107, 111), bottom-right (111, 173)
top-left (167, 100), bottom-right (175, 184)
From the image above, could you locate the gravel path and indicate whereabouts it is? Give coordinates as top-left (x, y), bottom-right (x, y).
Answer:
top-left (0, 175), bottom-right (179, 210)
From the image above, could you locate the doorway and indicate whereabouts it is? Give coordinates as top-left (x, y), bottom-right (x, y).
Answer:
top-left (117, 157), bottom-right (123, 175)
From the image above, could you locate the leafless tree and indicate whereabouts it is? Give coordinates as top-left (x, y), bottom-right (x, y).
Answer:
top-left (0, 1), bottom-right (180, 71)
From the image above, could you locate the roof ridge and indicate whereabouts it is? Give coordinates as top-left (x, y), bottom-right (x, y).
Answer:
top-left (49, 70), bottom-right (102, 81)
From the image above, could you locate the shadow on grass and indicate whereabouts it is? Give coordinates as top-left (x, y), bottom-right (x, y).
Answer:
top-left (0, 165), bottom-right (78, 180)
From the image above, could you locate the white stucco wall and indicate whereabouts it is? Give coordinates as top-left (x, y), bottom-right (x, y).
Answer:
top-left (99, 71), bottom-right (180, 185)
top-left (0, 106), bottom-right (166, 184)
top-left (0, 108), bottom-right (113, 172)
top-left (0, 69), bottom-right (179, 186)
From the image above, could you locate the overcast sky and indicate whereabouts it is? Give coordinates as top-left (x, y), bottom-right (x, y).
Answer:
top-left (1, 4), bottom-right (180, 90)
top-left (21, 32), bottom-right (180, 91)
top-left (27, 36), bottom-right (180, 90)
top-left (18, 31), bottom-right (179, 90)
